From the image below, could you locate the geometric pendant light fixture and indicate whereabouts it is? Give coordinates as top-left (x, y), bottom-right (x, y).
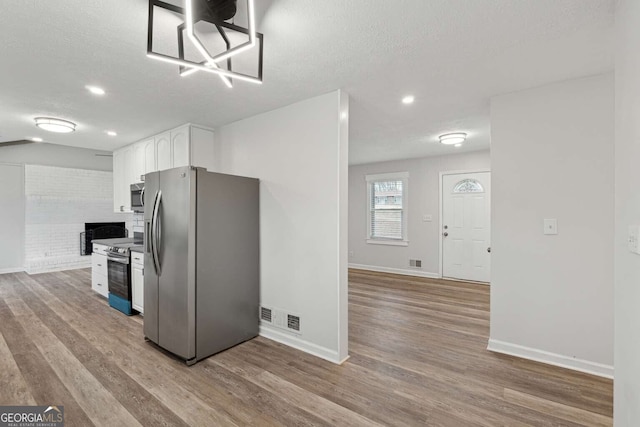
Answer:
top-left (146, 0), bottom-right (264, 88)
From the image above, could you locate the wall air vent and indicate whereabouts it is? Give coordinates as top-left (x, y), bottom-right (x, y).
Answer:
top-left (287, 314), bottom-right (300, 332)
top-left (260, 306), bottom-right (272, 323)
top-left (260, 306), bottom-right (301, 335)
top-left (409, 259), bottom-right (422, 268)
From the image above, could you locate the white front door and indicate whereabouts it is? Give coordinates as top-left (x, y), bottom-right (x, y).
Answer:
top-left (442, 172), bottom-right (491, 283)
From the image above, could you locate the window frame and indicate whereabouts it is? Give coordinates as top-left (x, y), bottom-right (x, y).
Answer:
top-left (365, 172), bottom-right (409, 246)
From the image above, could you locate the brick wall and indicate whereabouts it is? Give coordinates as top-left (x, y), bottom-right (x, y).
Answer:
top-left (24, 165), bottom-right (132, 273)
top-left (132, 212), bottom-right (144, 234)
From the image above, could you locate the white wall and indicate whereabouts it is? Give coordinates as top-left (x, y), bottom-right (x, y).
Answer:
top-left (489, 74), bottom-right (614, 377)
top-left (213, 90), bottom-right (349, 363)
top-left (614, 1), bottom-right (640, 424)
top-left (0, 143), bottom-right (116, 273)
top-left (0, 164), bottom-right (25, 273)
top-left (348, 151), bottom-right (490, 277)
top-left (24, 165), bottom-right (131, 274)
top-left (0, 142), bottom-right (112, 171)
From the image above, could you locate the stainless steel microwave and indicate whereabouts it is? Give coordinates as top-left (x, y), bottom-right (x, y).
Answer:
top-left (130, 183), bottom-right (145, 212)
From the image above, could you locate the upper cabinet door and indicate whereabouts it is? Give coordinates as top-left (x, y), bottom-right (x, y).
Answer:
top-left (122, 145), bottom-right (135, 211)
top-left (113, 149), bottom-right (124, 212)
top-left (171, 126), bottom-right (190, 168)
top-left (143, 138), bottom-right (156, 175)
top-left (134, 143), bottom-right (145, 183)
top-left (156, 132), bottom-right (172, 171)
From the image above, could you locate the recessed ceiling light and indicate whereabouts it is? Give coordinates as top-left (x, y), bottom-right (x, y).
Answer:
top-left (32, 137), bottom-right (43, 142)
top-left (34, 117), bottom-right (76, 133)
top-left (86, 86), bottom-right (106, 95)
top-left (106, 131), bottom-right (117, 137)
top-left (439, 132), bottom-right (467, 145)
top-left (402, 95), bottom-right (415, 104)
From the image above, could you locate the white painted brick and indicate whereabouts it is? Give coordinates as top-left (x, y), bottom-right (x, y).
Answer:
top-left (24, 165), bottom-right (132, 273)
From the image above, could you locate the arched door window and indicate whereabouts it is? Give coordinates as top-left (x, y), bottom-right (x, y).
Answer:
top-left (452, 179), bottom-right (484, 193)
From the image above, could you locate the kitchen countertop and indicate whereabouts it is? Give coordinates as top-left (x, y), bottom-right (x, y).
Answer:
top-left (92, 237), bottom-right (140, 246)
top-left (130, 245), bottom-right (144, 253)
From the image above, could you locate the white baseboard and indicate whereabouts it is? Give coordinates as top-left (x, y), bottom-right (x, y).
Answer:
top-left (487, 339), bottom-right (614, 379)
top-left (348, 263), bottom-right (440, 279)
top-left (0, 267), bottom-right (25, 274)
top-left (25, 264), bottom-right (90, 275)
top-left (259, 325), bottom-right (347, 365)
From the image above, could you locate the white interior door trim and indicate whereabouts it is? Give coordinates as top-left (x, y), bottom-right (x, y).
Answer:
top-left (438, 169), bottom-right (491, 279)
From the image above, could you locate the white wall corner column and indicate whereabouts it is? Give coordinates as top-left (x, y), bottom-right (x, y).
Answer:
top-left (213, 90), bottom-right (349, 364)
top-left (489, 74), bottom-right (614, 379)
top-left (614, 0), bottom-right (640, 424)
top-left (337, 90), bottom-right (350, 363)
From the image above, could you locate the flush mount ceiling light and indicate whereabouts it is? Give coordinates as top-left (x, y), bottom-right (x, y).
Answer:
top-left (86, 85), bottom-right (106, 95)
top-left (147, 0), bottom-right (264, 88)
top-left (106, 130), bottom-right (117, 137)
top-left (439, 133), bottom-right (467, 145)
top-left (34, 117), bottom-right (76, 133)
top-left (402, 95), bottom-right (415, 104)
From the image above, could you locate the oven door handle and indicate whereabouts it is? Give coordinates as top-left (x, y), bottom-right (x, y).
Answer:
top-left (107, 256), bottom-right (130, 265)
top-left (151, 190), bottom-right (162, 275)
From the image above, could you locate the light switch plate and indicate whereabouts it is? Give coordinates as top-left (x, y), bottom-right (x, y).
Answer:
top-left (543, 219), bottom-right (558, 235)
top-left (628, 225), bottom-right (640, 255)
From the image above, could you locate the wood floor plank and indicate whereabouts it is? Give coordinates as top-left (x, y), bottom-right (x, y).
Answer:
top-left (504, 388), bottom-right (613, 427)
top-left (23, 270), bottom-right (265, 426)
top-left (0, 332), bottom-right (37, 406)
top-left (11, 273), bottom-right (191, 427)
top-left (4, 296), bottom-right (142, 427)
top-left (210, 352), bottom-right (384, 427)
top-left (0, 269), bottom-right (613, 426)
top-left (0, 285), bottom-right (95, 427)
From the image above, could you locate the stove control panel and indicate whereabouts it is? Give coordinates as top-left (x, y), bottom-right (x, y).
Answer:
top-left (107, 247), bottom-right (129, 255)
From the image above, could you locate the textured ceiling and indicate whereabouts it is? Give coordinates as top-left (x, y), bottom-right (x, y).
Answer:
top-left (0, 0), bottom-right (614, 165)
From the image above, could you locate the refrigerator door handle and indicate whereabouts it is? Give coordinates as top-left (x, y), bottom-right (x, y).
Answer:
top-left (149, 191), bottom-right (160, 276)
top-left (153, 190), bottom-right (162, 275)
top-left (145, 220), bottom-right (152, 254)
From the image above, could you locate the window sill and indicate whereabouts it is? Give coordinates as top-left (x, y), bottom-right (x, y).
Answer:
top-left (366, 239), bottom-right (409, 247)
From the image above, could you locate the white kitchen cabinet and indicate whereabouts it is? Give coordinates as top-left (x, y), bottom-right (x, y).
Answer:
top-left (113, 124), bottom-right (214, 213)
top-left (190, 125), bottom-right (215, 172)
top-left (156, 131), bottom-right (172, 171)
top-left (133, 142), bottom-right (145, 183)
top-left (171, 125), bottom-right (190, 168)
top-left (131, 252), bottom-right (144, 314)
top-left (112, 149), bottom-right (126, 212)
top-left (91, 244), bottom-right (109, 298)
top-left (113, 144), bottom-right (134, 212)
top-left (142, 138), bottom-right (156, 174)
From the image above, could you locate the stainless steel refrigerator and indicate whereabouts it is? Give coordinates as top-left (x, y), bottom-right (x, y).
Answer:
top-left (143, 166), bottom-right (259, 365)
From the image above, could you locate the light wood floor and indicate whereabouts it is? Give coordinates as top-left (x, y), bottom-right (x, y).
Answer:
top-left (0, 268), bottom-right (612, 426)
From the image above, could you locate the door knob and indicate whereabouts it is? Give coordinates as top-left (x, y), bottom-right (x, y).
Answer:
top-left (487, 247), bottom-right (491, 253)
top-left (443, 232), bottom-right (449, 237)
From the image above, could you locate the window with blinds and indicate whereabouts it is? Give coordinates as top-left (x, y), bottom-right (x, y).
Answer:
top-left (366, 172), bottom-right (408, 243)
